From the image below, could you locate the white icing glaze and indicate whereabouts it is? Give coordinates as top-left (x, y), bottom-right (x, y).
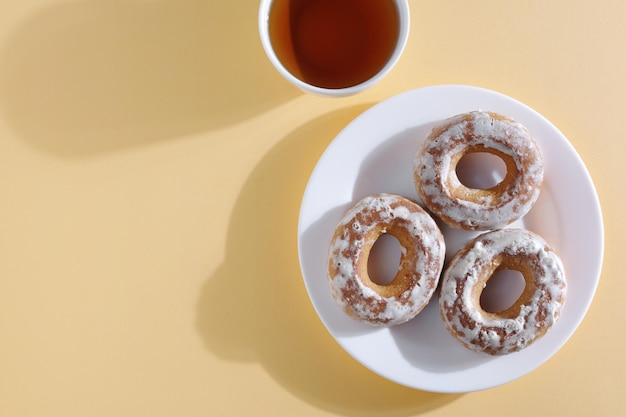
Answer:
top-left (414, 111), bottom-right (544, 230)
top-left (439, 228), bottom-right (567, 355)
top-left (328, 193), bottom-right (445, 326)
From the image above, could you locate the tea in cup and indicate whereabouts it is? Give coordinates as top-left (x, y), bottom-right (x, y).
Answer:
top-left (258, 0), bottom-right (410, 97)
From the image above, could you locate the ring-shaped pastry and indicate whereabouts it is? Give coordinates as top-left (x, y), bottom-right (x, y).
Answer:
top-left (439, 228), bottom-right (567, 355)
top-left (414, 111), bottom-right (543, 231)
top-left (328, 193), bottom-right (445, 326)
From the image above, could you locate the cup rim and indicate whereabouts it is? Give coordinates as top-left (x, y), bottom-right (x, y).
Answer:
top-left (258, 0), bottom-right (411, 97)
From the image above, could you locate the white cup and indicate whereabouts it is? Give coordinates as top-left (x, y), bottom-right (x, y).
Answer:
top-left (258, 0), bottom-right (410, 97)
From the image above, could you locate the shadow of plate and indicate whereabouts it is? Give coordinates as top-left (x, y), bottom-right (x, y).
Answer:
top-left (195, 106), bottom-right (462, 416)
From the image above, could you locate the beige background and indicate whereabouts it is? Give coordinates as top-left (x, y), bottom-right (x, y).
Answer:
top-left (0, 0), bottom-right (623, 416)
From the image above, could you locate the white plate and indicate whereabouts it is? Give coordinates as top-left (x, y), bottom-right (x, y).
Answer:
top-left (297, 85), bottom-right (604, 393)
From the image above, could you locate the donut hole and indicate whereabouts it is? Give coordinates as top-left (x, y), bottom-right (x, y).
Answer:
top-left (367, 234), bottom-right (403, 286)
top-left (456, 152), bottom-right (507, 190)
top-left (480, 269), bottom-right (526, 313)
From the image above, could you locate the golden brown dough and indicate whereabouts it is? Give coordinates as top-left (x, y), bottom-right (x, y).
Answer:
top-left (439, 229), bottom-right (567, 355)
top-left (414, 111), bottom-right (543, 231)
top-left (327, 193), bottom-right (445, 326)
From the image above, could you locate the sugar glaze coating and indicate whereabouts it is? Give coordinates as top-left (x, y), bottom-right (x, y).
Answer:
top-left (414, 111), bottom-right (544, 231)
top-left (327, 193), bottom-right (445, 326)
top-left (439, 228), bottom-right (567, 355)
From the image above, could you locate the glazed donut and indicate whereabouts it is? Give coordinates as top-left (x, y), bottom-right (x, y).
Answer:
top-left (439, 228), bottom-right (567, 355)
top-left (414, 111), bottom-right (544, 231)
top-left (327, 193), bottom-right (445, 326)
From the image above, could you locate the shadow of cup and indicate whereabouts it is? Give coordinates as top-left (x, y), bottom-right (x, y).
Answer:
top-left (0, 0), bottom-right (298, 156)
top-left (195, 106), bottom-right (462, 415)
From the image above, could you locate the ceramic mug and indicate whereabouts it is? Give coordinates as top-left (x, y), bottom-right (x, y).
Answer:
top-left (258, 0), bottom-right (410, 97)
